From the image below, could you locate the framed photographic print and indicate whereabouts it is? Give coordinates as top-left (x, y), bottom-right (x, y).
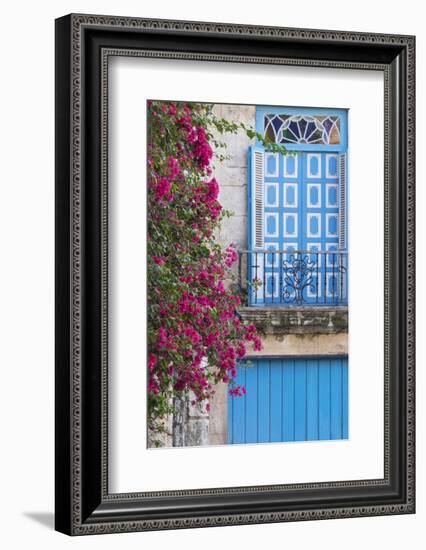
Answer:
top-left (55, 14), bottom-right (415, 535)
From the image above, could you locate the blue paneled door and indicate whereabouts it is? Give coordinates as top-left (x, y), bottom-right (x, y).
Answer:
top-left (228, 357), bottom-right (348, 444)
top-left (261, 151), bottom-right (347, 305)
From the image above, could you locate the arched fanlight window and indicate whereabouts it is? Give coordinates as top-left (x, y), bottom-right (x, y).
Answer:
top-left (264, 114), bottom-right (341, 145)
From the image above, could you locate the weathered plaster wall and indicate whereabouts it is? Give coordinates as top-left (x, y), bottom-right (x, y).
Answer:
top-left (247, 332), bottom-right (348, 357)
top-left (212, 104), bottom-right (256, 251)
top-left (208, 382), bottom-right (228, 446)
top-left (208, 104), bottom-right (255, 446)
top-left (240, 306), bottom-right (349, 335)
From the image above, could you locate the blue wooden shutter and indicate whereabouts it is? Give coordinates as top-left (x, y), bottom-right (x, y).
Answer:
top-left (338, 152), bottom-right (347, 250)
top-left (250, 147), bottom-right (265, 249)
top-left (228, 357), bottom-right (349, 444)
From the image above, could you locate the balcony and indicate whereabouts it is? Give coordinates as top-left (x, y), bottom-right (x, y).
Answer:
top-left (236, 249), bottom-right (348, 308)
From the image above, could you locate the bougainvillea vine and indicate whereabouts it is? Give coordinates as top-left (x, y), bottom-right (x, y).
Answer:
top-left (147, 101), bottom-right (273, 440)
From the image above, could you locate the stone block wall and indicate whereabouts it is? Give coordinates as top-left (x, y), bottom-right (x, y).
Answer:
top-left (212, 104), bottom-right (256, 251)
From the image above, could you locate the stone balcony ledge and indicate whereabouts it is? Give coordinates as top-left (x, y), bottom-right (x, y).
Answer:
top-left (238, 306), bottom-right (348, 335)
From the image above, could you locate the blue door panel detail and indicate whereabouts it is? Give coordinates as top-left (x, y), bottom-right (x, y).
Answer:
top-left (245, 365), bottom-right (258, 443)
top-left (228, 357), bottom-right (348, 444)
top-left (310, 155), bottom-right (319, 175)
top-left (266, 184), bottom-right (276, 205)
top-left (249, 107), bottom-right (348, 307)
top-left (318, 360), bottom-right (331, 440)
top-left (294, 360), bottom-right (307, 441)
top-left (328, 185), bottom-right (337, 206)
top-left (250, 150), bottom-right (347, 306)
top-left (282, 362), bottom-right (295, 441)
top-left (286, 215), bottom-right (296, 234)
top-left (328, 155), bottom-right (338, 176)
top-left (306, 360), bottom-right (319, 440)
top-left (258, 360), bottom-right (270, 442)
top-left (232, 367), bottom-right (246, 444)
top-left (286, 155), bottom-right (296, 175)
top-left (342, 365), bottom-right (349, 439)
top-left (266, 154), bottom-right (277, 175)
top-left (328, 215), bottom-right (338, 235)
top-left (330, 360), bottom-right (343, 439)
top-left (266, 215), bottom-right (276, 235)
top-left (310, 185), bottom-right (319, 205)
top-left (287, 185), bottom-right (296, 205)
top-left (270, 366), bottom-right (283, 442)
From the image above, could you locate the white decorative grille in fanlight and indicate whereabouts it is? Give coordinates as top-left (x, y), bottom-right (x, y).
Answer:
top-left (264, 114), bottom-right (341, 145)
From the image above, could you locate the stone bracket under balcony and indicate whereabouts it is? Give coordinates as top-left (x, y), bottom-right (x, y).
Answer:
top-left (238, 306), bottom-right (348, 335)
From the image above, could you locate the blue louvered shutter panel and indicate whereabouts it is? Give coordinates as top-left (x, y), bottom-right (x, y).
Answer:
top-left (338, 152), bottom-right (347, 250)
top-left (250, 147), bottom-right (264, 250)
top-left (248, 147), bottom-right (265, 304)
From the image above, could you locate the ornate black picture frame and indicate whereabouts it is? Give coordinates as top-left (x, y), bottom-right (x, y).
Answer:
top-left (55, 13), bottom-right (415, 535)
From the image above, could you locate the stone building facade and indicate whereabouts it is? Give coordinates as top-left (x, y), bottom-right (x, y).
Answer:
top-left (150, 103), bottom-right (349, 448)
top-left (208, 104), bottom-right (348, 446)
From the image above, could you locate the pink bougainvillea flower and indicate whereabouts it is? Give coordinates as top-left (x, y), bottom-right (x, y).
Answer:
top-left (146, 100), bottom-right (262, 424)
top-left (155, 176), bottom-right (172, 202)
top-left (206, 177), bottom-right (219, 201)
top-left (152, 256), bottom-right (166, 266)
top-left (224, 245), bottom-right (238, 268)
top-left (148, 353), bottom-right (157, 371)
top-left (156, 326), bottom-right (169, 350)
top-left (167, 156), bottom-right (180, 179)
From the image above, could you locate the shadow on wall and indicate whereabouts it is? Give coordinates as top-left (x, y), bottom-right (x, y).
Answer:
top-left (23, 512), bottom-right (54, 530)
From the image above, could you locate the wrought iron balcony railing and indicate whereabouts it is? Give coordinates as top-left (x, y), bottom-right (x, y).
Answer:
top-left (237, 250), bottom-right (348, 307)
